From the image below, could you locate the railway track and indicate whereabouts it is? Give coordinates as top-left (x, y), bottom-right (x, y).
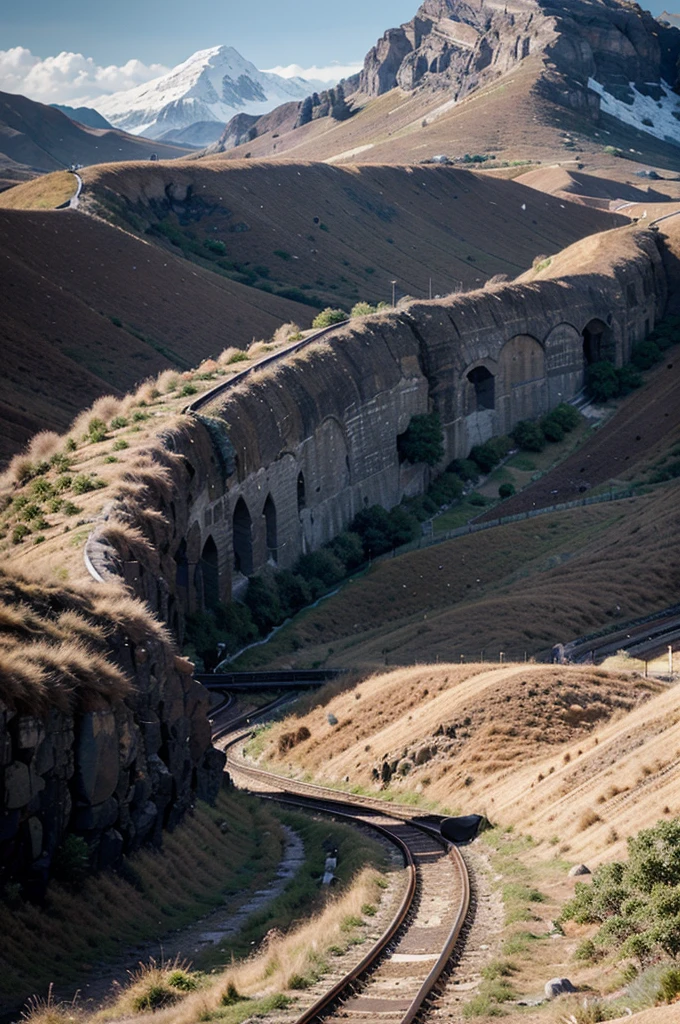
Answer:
top-left (212, 700), bottom-right (471, 1024)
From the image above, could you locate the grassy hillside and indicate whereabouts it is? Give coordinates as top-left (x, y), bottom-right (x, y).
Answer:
top-left (81, 159), bottom-right (623, 307)
top-left (255, 662), bottom-right (677, 864)
top-left (0, 171), bottom-right (77, 210)
top-left (0, 90), bottom-right (188, 172)
top-left (0, 207), bottom-right (310, 464)
top-left (210, 57), bottom-right (680, 179)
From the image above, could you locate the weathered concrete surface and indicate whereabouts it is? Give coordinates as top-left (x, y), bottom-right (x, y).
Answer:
top-left (87, 226), bottom-right (667, 624)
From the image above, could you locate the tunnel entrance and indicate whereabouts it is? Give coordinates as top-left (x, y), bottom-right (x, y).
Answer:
top-left (467, 366), bottom-right (495, 411)
top-left (200, 536), bottom-right (220, 610)
top-left (583, 318), bottom-right (615, 365)
top-left (232, 498), bottom-right (253, 576)
top-left (264, 494), bottom-right (278, 562)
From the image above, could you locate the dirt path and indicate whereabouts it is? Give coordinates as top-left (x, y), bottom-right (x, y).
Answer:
top-left (74, 826), bottom-right (304, 1011)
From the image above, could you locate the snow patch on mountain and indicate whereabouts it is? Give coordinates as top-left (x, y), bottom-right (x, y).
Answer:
top-left (588, 78), bottom-right (680, 146)
top-left (94, 45), bottom-right (314, 139)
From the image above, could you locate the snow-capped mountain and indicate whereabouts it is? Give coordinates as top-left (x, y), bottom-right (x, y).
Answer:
top-left (94, 45), bottom-right (313, 139)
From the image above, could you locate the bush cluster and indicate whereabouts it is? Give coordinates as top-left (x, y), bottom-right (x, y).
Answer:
top-left (561, 819), bottom-right (680, 965)
top-left (511, 403), bottom-right (581, 452)
top-left (398, 413), bottom-right (445, 466)
top-left (312, 307), bottom-right (348, 328)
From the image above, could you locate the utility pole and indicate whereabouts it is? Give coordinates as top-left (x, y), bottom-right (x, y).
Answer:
top-left (391, 280), bottom-right (397, 307)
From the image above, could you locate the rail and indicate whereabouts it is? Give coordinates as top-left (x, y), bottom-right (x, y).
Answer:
top-left (212, 701), bottom-right (470, 1024)
top-left (197, 668), bottom-right (346, 689)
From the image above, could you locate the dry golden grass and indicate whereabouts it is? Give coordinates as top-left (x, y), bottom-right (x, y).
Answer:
top-left (0, 172), bottom-right (77, 210)
top-left (1, 794), bottom-right (285, 1016)
top-left (91, 866), bottom-right (381, 1024)
top-left (257, 662), bottom-right (676, 861)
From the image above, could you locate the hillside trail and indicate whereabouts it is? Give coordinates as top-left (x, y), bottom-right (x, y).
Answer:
top-left (63, 826), bottom-right (304, 1012)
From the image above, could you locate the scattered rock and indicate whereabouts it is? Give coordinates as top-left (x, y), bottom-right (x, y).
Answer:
top-left (569, 863), bottom-right (592, 877)
top-left (545, 977), bottom-right (576, 999)
top-left (327, 713), bottom-right (338, 726)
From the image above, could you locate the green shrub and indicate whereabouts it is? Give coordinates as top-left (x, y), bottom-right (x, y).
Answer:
top-left (351, 302), bottom-right (377, 317)
top-left (469, 492), bottom-right (487, 506)
top-left (132, 983), bottom-right (178, 1012)
top-left (631, 340), bottom-right (661, 371)
top-left (312, 307), bottom-right (348, 328)
top-left (398, 413), bottom-right (444, 466)
top-left (448, 458), bottom-right (479, 483)
top-left (499, 482), bottom-right (515, 499)
top-left (244, 576), bottom-right (282, 634)
top-left (11, 524), bottom-right (31, 544)
top-left (53, 835), bottom-right (89, 885)
top-left (167, 970), bottom-right (198, 992)
top-left (616, 364), bottom-right (643, 395)
top-left (587, 361), bottom-right (620, 402)
top-left (62, 501), bottom-right (81, 516)
top-left (72, 474), bottom-right (105, 495)
top-left (273, 570), bottom-right (313, 617)
top-left (180, 383), bottom-right (197, 397)
top-left (113, 439), bottom-right (129, 451)
top-left (221, 982), bottom-right (247, 1006)
top-left (428, 473), bottom-right (463, 505)
top-left (541, 414), bottom-right (565, 443)
top-left (295, 550), bottom-right (345, 588)
top-left (470, 441), bottom-right (502, 474)
top-left (511, 420), bottom-right (545, 452)
top-left (550, 403), bottom-right (581, 432)
top-left (658, 965), bottom-right (680, 1003)
top-left (87, 417), bottom-right (108, 443)
top-left (326, 531), bottom-right (365, 571)
top-left (110, 416), bottom-right (128, 429)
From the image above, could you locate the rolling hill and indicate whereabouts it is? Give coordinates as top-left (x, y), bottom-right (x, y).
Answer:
top-left (78, 158), bottom-right (624, 305)
top-left (0, 206), bottom-right (311, 463)
top-left (0, 90), bottom-right (190, 175)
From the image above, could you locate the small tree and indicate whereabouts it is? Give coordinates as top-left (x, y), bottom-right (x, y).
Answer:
top-left (312, 308), bottom-right (348, 328)
top-left (398, 413), bottom-right (445, 466)
top-left (587, 360), bottom-right (620, 402)
top-left (499, 482), bottom-right (515, 499)
top-left (511, 420), bottom-right (545, 452)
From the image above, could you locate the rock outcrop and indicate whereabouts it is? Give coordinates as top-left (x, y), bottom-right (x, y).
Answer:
top-left (0, 570), bottom-right (224, 895)
top-left (359, 0), bottom-right (680, 123)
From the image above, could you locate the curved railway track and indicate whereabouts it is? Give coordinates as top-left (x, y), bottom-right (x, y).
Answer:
top-left (212, 700), bottom-right (471, 1024)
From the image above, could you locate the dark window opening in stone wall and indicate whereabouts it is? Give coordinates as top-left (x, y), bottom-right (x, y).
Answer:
top-left (264, 494), bottom-right (278, 562)
top-left (582, 318), bottom-right (615, 365)
top-left (467, 366), bottom-right (495, 411)
top-left (233, 498), bottom-right (253, 575)
top-left (200, 536), bottom-right (220, 610)
top-left (297, 472), bottom-right (306, 514)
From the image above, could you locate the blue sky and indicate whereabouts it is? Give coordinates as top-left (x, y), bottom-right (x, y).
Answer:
top-left (0, 0), bottom-right (673, 106)
top-left (0, 1), bottom-right (419, 69)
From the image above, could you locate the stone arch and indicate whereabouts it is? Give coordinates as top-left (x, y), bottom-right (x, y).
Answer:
top-left (582, 318), bottom-right (615, 365)
top-left (497, 334), bottom-right (547, 433)
top-left (543, 322), bottom-right (585, 405)
top-left (263, 493), bottom-right (278, 563)
top-left (297, 471), bottom-right (306, 514)
top-left (200, 536), bottom-right (220, 610)
top-left (232, 497), bottom-right (253, 576)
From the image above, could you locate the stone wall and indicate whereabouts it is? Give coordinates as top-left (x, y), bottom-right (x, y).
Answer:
top-left (0, 618), bottom-right (224, 896)
top-left (87, 227), bottom-right (666, 622)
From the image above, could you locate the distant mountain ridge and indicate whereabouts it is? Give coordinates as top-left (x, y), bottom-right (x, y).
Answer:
top-left (93, 45), bottom-right (315, 140)
top-left (51, 104), bottom-right (113, 130)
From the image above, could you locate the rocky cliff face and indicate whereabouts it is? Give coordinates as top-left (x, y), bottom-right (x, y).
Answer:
top-left (0, 570), bottom-right (224, 896)
top-left (359, 0), bottom-right (680, 122)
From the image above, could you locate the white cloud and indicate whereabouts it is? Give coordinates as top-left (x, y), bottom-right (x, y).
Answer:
top-left (263, 61), bottom-right (363, 84)
top-left (0, 47), bottom-right (169, 107)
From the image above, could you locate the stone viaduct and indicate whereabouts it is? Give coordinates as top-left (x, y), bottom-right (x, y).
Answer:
top-left (89, 226), bottom-right (667, 630)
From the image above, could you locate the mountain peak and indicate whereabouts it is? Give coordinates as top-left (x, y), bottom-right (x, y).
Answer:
top-left (94, 44), bottom-right (313, 140)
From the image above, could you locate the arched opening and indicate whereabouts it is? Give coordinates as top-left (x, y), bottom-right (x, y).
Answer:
top-left (263, 494), bottom-right (278, 562)
top-left (200, 536), bottom-right (220, 610)
top-left (232, 498), bottom-right (253, 576)
top-left (174, 539), bottom-right (189, 591)
top-left (583, 318), bottom-right (615, 365)
top-left (297, 472), bottom-right (306, 514)
top-left (467, 366), bottom-right (495, 411)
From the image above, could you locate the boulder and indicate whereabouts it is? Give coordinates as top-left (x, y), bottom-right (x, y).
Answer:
top-left (5, 761), bottom-right (44, 809)
top-left (569, 863), bottom-right (592, 877)
top-left (76, 710), bottom-right (119, 805)
top-left (545, 978), bottom-right (576, 999)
